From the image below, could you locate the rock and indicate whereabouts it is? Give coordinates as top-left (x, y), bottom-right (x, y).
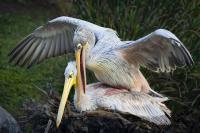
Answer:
top-left (0, 106), bottom-right (21, 133)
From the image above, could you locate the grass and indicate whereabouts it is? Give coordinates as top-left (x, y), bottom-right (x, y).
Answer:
top-left (0, 6), bottom-right (73, 114)
top-left (0, 0), bottom-right (199, 116)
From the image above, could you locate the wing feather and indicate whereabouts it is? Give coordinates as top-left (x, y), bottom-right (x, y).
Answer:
top-left (9, 35), bottom-right (32, 57)
top-left (97, 91), bottom-right (171, 125)
top-left (119, 29), bottom-right (194, 72)
top-left (16, 39), bottom-right (37, 66)
top-left (9, 35), bottom-right (33, 62)
top-left (48, 35), bottom-right (56, 58)
top-left (27, 40), bottom-right (46, 67)
top-left (22, 39), bottom-right (42, 67)
top-left (9, 16), bottom-right (110, 67)
top-left (54, 35), bottom-right (60, 57)
top-left (60, 31), bottom-right (65, 54)
top-left (37, 38), bottom-right (50, 63)
top-left (62, 30), bottom-right (68, 54)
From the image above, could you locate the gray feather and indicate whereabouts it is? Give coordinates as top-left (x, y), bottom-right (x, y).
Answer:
top-left (119, 29), bottom-right (194, 72)
top-left (37, 38), bottom-right (50, 63)
top-left (9, 16), bottom-right (109, 67)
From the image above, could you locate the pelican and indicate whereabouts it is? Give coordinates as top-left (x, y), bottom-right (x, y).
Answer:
top-left (56, 61), bottom-right (171, 127)
top-left (9, 16), bottom-right (194, 95)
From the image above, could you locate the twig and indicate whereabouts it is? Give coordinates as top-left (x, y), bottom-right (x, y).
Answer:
top-left (192, 94), bottom-right (200, 107)
top-left (44, 119), bottom-right (52, 133)
top-left (168, 97), bottom-right (188, 107)
top-left (33, 84), bottom-right (48, 97)
top-left (113, 112), bottom-right (131, 124)
top-left (85, 110), bottom-right (131, 124)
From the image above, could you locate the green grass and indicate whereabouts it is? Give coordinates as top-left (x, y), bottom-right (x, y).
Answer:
top-left (0, 8), bottom-right (72, 114)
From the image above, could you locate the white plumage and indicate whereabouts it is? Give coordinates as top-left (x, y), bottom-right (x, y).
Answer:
top-left (66, 62), bottom-right (171, 125)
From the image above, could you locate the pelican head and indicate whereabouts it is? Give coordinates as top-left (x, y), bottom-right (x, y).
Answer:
top-left (64, 61), bottom-right (77, 78)
top-left (73, 27), bottom-right (95, 95)
top-left (73, 27), bottom-right (96, 50)
top-left (56, 61), bottom-right (77, 128)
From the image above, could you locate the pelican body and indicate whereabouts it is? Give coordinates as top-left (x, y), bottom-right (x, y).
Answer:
top-left (56, 61), bottom-right (171, 127)
top-left (9, 16), bottom-right (194, 95)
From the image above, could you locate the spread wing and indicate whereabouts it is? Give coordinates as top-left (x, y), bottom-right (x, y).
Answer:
top-left (8, 16), bottom-right (109, 68)
top-left (118, 29), bottom-right (194, 72)
top-left (97, 91), bottom-right (171, 125)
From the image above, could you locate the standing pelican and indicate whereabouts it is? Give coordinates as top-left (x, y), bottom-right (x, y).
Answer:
top-left (56, 61), bottom-right (171, 127)
top-left (9, 16), bottom-right (194, 94)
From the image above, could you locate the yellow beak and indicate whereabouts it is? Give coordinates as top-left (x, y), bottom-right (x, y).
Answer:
top-left (56, 75), bottom-right (75, 128)
top-left (56, 42), bottom-right (89, 128)
top-left (75, 43), bottom-right (88, 94)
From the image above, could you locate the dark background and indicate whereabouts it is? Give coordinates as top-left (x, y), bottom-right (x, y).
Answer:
top-left (0, 0), bottom-right (199, 132)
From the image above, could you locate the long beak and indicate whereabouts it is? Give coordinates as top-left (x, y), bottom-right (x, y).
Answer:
top-left (56, 76), bottom-right (75, 128)
top-left (75, 43), bottom-right (87, 94)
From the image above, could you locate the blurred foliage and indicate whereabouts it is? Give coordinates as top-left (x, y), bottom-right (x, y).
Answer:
top-left (3, 0), bottom-right (31, 4)
top-left (0, 0), bottom-right (199, 115)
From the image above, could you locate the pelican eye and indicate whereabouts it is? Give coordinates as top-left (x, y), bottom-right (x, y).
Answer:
top-left (77, 44), bottom-right (82, 49)
top-left (69, 71), bottom-right (73, 78)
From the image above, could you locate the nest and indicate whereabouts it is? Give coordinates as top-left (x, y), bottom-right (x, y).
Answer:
top-left (18, 89), bottom-right (200, 133)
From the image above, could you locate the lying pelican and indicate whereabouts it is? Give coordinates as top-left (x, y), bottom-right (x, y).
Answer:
top-left (9, 16), bottom-right (194, 95)
top-left (56, 61), bottom-right (171, 127)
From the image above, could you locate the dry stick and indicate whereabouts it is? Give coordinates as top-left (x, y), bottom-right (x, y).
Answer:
top-left (192, 94), bottom-right (200, 107)
top-left (33, 83), bottom-right (49, 97)
top-left (113, 112), bottom-right (132, 124)
top-left (44, 119), bottom-right (52, 133)
top-left (168, 97), bottom-right (188, 107)
top-left (84, 110), bottom-right (131, 124)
